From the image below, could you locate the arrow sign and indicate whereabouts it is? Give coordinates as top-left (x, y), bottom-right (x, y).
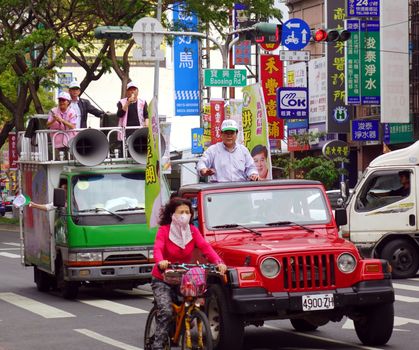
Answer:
top-left (282, 18), bottom-right (311, 51)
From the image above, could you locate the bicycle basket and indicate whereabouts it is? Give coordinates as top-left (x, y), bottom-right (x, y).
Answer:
top-left (163, 269), bottom-right (183, 285)
top-left (180, 267), bottom-right (207, 297)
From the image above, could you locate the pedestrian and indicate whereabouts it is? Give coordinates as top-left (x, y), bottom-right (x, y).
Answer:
top-left (151, 197), bottom-right (227, 350)
top-left (68, 80), bottom-right (108, 128)
top-left (46, 92), bottom-right (77, 151)
top-left (116, 81), bottom-right (149, 140)
top-left (197, 119), bottom-right (259, 182)
top-left (251, 144), bottom-right (269, 180)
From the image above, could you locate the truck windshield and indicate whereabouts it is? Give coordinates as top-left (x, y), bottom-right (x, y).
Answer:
top-left (204, 188), bottom-right (330, 229)
top-left (72, 173), bottom-right (145, 214)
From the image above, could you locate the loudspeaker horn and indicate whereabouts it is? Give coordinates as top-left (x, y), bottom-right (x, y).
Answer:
top-left (70, 129), bottom-right (109, 166)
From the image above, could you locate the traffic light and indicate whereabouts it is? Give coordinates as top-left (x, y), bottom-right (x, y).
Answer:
top-left (312, 28), bottom-right (351, 42)
top-left (239, 22), bottom-right (282, 44)
top-left (94, 26), bottom-right (132, 40)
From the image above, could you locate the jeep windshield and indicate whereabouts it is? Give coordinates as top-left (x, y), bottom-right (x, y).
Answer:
top-left (204, 187), bottom-right (330, 229)
top-left (71, 172), bottom-right (146, 225)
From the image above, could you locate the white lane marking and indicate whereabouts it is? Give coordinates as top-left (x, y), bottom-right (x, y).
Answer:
top-left (0, 252), bottom-right (21, 258)
top-left (79, 299), bottom-right (148, 314)
top-left (0, 248), bottom-right (20, 251)
top-left (396, 294), bottom-right (419, 303)
top-left (117, 288), bottom-right (154, 300)
top-left (0, 292), bottom-right (75, 319)
top-left (74, 329), bottom-right (143, 350)
top-left (407, 278), bottom-right (419, 282)
top-left (264, 324), bottom-right (383, 350)
top-left (393, 283), bottom-right (419, 292)
top-left (343, 316), bottom-right (419, 329)
top-left (2, 242), bottom-right (20, 246)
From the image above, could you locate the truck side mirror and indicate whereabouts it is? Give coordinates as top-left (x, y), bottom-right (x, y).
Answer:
top-left (334, 208), bottom-right (347, 227)
top-left (53, 188), bottom-right (66, 208)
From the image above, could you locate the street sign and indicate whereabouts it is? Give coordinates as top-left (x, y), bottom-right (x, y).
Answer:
top-left (132, 17), bottom-right (164, 61)
top-left (347, 0), bottom-right (380, 17)
top-left (281, 18), bottom-right (311, 51)
top-left (277, 87), bottom-right (308, 119)
top-left (322, 140), bottom-right (350, 160)
top-left (352, 120), bottom-right (379, 141)
top-left (280, 50), bottom-right (310, 62)
top-left (204, 69), bottom-right (247, 87)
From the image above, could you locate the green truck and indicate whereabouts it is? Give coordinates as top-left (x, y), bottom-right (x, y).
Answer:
top-left (18, 127), bottom-right (156, 298)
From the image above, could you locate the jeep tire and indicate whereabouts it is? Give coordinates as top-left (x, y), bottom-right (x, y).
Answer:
top-left (354, 303), bottom-right (394, 346)
top-left (206, 284), bottom-right (244, 350)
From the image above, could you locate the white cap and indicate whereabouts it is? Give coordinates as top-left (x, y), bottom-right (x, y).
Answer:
top-left (68, 80), bottom-right (80, 89)
top-left (58, 91), bottom-right (71, 101)
top-left (221, 119), bottom-right (238, 132)
top-left (127, 81), bottom-right (138, 89)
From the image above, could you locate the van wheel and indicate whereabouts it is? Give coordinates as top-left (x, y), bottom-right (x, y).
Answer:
top-left (290, 319), bottom-right (318, 332)
top-left (381, 239), bottom-right (419, 278)
top-left (354, 303), bottom-right (394, 345)
top-left (206, 284), bottom-right (244, 350)
top-left (56, 258), bottom-right (79, 299)
top-left (34, 266), bottom-right (52, 292)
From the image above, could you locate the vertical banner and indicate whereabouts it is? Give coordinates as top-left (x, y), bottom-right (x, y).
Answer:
top-left (173, 2), bottom-right (199, 116)
top-left (345, 19), bottom-right (361, 104)
top-left (325, 0), bottom-right (350, 133)
top-left (8, 133), bottom-right (18, 170)
top-left (145, 98), bottom-right (162, 228)
top-left (259, 54), bottom-right (284, 150)
top-left (228, 99), bottom-right (244, 145)
top-left (309, 57), bottom-right (327, 125)
top-left (210, 99), bottom-right (225, 144)
top-left (242, 84), bottom-right (272, 180)
top-left (191, 128), bottom-right (204, 154)
top-left (160, 122), bottom-right (172, 174)
top-left (380, 0), bottom-right (409, 123)
top-left (201, 103), bottom-right (211, 150)
top-left (233, 3), bottom-right (251, 65)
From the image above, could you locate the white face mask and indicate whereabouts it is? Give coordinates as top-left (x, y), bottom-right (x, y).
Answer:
top-left (172, 213), bottom-right (191, 227)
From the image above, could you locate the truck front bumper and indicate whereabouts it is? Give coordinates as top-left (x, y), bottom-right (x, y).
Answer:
top-left (230, 279), bottom-right (394, 317)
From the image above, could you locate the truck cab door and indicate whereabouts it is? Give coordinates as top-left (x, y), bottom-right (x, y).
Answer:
top-left (347, 168), bottom-right (416, 244)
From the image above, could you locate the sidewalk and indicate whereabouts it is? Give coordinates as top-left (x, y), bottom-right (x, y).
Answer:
top-left (0, 223), bottom-right (19, 232)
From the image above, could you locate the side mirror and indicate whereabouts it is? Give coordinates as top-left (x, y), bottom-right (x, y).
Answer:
top-left (340, 181), bottom-right (349, 200)
top-left (335, 208), bottom-right (347, 227)
top-left (53, 188), bottom-right (66, 208)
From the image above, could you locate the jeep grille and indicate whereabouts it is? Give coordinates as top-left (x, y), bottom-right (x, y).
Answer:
top-left (282, 254), bottom-right (336, 290)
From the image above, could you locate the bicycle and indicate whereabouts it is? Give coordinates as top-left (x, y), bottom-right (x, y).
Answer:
top-left (144, 263), bottom-right (220, 350)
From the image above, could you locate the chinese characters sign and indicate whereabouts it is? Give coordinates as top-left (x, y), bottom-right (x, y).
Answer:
top-left (173, 2), bottom-right (199, 116)
top-left (210, 99), bottom-right (225, 144)
top-left (234, 3), bottom-right (251, 65)
top-left (309, 57), bottom-right (327, 124)
top-left (347, 0), bottom-right (379, 17)
top-left (352, 120), bottom-right (379, 141)
top-left (191, 128), bottom-right (204, 154)
top-left (259, 54), bottom-right (284, 143)
top-left (383, 122), bottom-right (414, 144)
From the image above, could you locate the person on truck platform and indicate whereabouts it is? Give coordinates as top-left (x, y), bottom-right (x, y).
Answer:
top-left (151, 197), bottom-right (227, 350)
top-left (197, 119), bottom-right (259, 182)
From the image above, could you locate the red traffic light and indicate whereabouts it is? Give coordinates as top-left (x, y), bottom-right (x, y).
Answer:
top-left (313, 29), bottom-right (328, 42)
top-left (312, 28), bottom-right (350, 42)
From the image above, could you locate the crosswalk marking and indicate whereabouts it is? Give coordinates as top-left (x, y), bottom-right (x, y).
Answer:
top-left (74, 329), bottom-right (143, 350)
top-left (0, 292), bottom-right (75, 319)
top-left (0, 252), bottom-right (20, 258)
top-left (393, 282), bottom-right (419, 292)
top-left (395, 294), bottom-right (419, 303)
top-left (0, 248), bottom-right (20, 251)
top-left (2, 242), bottom-right (20, 246)
top-left (79, 299), bottom-right (148, 314)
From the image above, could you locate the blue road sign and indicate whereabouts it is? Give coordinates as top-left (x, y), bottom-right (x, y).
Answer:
top-left (347, 0), bottom-right (379, 17)
top-left (281, 19), bottom-right (311, 51)
top-left (352, 120), bottom-right (379, 141)
top-left (277, 87), bottom-right (309, 119)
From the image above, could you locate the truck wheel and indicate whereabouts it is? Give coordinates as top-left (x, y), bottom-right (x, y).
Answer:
top-left (381, 239), bottom-right (419, 278)
top-left (290, 319), bottom-right (318, 332)
top-left (56, 258), bottom-right (79, 299)
top-left (34, 266), bottom-right (52, 292)
top-left (354, 303), bottom-right (394, 346)
top-left (206, 284), bottom-right (244, 350)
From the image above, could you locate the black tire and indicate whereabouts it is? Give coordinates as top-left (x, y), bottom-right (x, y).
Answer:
top-left (354, 303), bottom-right (394, 346)
top-left (181, 309), bottom-right (213, 350)
top-left (144, 306), bottom-right (170, 350)
top-left (56, 257), bottom-right (79, 299)
top-left (381, 239), bottom-right (419, 278)
top-left (206, 284), bottom-right (244, 350)
top-left (290, 318), bottom-right (318, 332)
top-left (0, 211), bottom-right (5, 216)
top-left (34, 266), bottom-right (52, 292)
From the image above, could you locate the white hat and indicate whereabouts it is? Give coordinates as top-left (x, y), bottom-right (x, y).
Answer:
top-left (68, 80), bottom-right (80, 89)
top-left (58, 91), bottom-right (71, 101)
top-left (221, 119), bottom-right (238, 132)
top-left (127, 81), bottom-right (138, 89)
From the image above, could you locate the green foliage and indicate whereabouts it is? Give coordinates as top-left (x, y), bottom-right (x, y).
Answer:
top-left (292, 156), bottom-right (340, 189)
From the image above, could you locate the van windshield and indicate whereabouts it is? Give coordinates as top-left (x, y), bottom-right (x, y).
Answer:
top-left (204, 188), bottom-right (330, 229)
top-left (72, 172), bottom-right (145, 214)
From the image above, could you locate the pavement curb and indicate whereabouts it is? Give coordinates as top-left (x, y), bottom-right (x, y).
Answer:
top-left (0, 224), bottom-right (19, 232)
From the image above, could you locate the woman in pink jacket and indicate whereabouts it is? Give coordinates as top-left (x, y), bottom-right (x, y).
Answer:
top-left (47, 91), bottom-right (77, 150)
top-left (150, 197), bottom-right (227, 350)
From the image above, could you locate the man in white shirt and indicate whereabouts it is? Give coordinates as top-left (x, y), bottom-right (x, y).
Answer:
top-left (197, 119), bottom-right (259, 182)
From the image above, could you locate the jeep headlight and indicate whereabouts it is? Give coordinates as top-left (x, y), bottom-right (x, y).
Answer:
top-left (69, 252), bottom-right (102, 263)
top-left (337, 253), bottom-right (356, 273)
top-left (260, 257), bottom-right (280, 278)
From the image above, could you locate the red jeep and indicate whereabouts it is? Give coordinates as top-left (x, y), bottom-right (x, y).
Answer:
top-left (178, 180), bottom-right (394, 349)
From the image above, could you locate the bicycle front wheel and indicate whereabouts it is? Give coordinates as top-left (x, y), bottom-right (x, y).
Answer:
top-left (144, 306), bottom-right (170, 350)
top-left (181, 309), bottom-right (213, 350)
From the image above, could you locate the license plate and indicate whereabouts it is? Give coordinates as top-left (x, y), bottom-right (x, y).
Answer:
top-left (302, 293), bottom-right (334, 311)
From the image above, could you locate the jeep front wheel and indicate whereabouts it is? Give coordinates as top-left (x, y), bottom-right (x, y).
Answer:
top-left (354, 303), bottom-right (394, 346)
top-left (206, 284), bottom-right (244, 350)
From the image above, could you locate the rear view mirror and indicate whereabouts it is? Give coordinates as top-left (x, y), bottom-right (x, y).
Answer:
top-left (53, 188), bottom-right (66, 208)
